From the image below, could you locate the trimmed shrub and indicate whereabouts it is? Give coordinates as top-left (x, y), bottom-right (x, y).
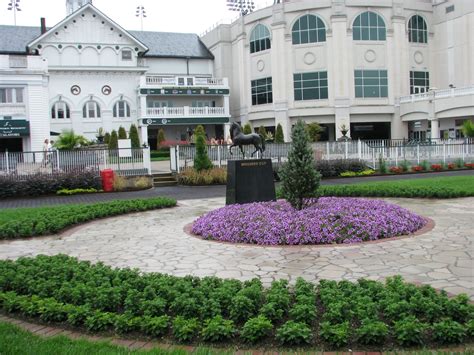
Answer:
top-left (118, 126), bottom-right (127, 140)
top-left (129, 124), bottom-right (140, 148)
top-left (243, 123), bottom-right (252, 135)
top-left (311, 159), bottom-right (367, 178)
top-left (157, 129), bottom-right (166, 149)
top-left (275, 321), bottom-right (312, 345)
top-left (356, 319), bottom-right (389, 345)
top-left (172, 316), bottom-right (200, 342)
top-left (319, 321), bottom-right (350, 347)
top-left (0, 170), bottom-right (101, 199)
top-left (394, 316), bottom-right (428, 346)
top-left (275, 123), bottom-right (284, 143)
top-left (432, 320), bottom-right (466, 344)
top-left (201, 316), bottom-right (235, 342)
top-left (193, 125), bottom-right (212, 172)
top-left (109, 130), bottom-right (118, 150)
top-left (240, 315), bottom-right (273, 343)
top-left (177, 168), bottom-right (226, 185)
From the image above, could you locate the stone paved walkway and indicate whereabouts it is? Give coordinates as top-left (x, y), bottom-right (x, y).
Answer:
top-left (0, 197), bottom-right (472, 299)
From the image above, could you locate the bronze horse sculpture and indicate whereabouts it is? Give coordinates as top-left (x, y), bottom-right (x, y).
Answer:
top-left (229, 122), bottom-right (265, 158)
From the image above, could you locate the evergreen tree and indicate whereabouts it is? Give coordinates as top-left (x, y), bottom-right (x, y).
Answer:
top-left (193, 125), bottom-right (213, 172)
top-left (275, 123), bottom-right (285, 143)
top-left (129, 124), bottom-right (140, 148)
top-left (258, 125), bottom-right (267, 138)
top-left (279, 120), bottom-right (321, 210)
top-left (306, 122), bottom-right (323, 142)
top-left (462, 120), bottom-right (474, 138)
top-left (157, 128), bottom-right (166, 149)
top-left (104, 132), bottom-right (111, 145)
top-left (243, 123), bottom-right (252, 135)
top-left (109, 130), bottom-right (118, 150)
top-left (118, 126), bottom-right (127, 139)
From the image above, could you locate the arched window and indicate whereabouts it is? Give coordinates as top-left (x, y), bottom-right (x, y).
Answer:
top-left (113, 100), bottom-right (131, 118)
top-left (51, 101), bottom-right (70, 119)
top-left (292, 14), bottom-right (326, 45)
top-left (353, 11), bottom-right (386, 41)
top-left (82, 100), bottom-right (101, 119)
top-left (250, 24), bottom-right (271, 54)
top-left (408, 15), bottom-right (427, 43)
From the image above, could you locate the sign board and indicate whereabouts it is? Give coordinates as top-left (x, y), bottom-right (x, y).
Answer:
top-left (140, 88), bottom-right (229, 96)
top-left (142, 117), bottom-right (229, 126)
top-left (118, 139), bottom-right (132, 157)
top-left (0, 119), bottom-right (30, 137)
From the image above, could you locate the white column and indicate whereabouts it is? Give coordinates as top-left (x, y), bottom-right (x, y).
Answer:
top-left (431, 119), bottom-right (440, 139)
top-left (224, 123), bottom-right (231, 141)
top-left (139, 125), bottom-right (149, 147)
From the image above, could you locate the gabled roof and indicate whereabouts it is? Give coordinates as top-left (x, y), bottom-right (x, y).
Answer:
top-left (27, 3), bottom-right (148, 53)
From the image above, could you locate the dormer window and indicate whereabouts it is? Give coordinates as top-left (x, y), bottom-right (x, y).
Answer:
top-left (122, 50), bottom-right (132, 61)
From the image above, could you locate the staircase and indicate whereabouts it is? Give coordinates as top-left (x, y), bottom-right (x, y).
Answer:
top-left (152, 173), bottom-right (177, 187)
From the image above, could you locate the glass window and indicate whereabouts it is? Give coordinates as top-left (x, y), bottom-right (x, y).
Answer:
top-left (293, 71), bottom-right (329, 101)
top-left (410, 71), bottom-right (429, 94)
top-left (113, 100), bottom-right (131, 118)
top-left (408, 15), bottom-right (428, 44)
top-left (354, 70), bottom-right (388, 98)
top-left (51, 102), bottom-right (71, 119)
top-left (0, 88), bottom-right (23, 103)
top-left (121, 50), bottom-right (132, 60)
top-left (250, 24), bottom-right (271, 54)
top-left (353, 11), bottom-right (386, 41)
top-left (251, 77), bottom-right (273, 105)
top-left (292, 15), bottom-right (326, 45)
top-left (83, 101), bottom-right (101, 119)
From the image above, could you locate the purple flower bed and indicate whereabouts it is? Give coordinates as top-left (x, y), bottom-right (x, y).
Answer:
top-left (192, 197), bottom-right (426, 245)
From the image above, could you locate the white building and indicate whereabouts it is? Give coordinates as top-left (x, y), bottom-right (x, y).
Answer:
top-left (0, 1), bottom-right (230, 152)
top-left (201, 0), bottom-right (474, 141)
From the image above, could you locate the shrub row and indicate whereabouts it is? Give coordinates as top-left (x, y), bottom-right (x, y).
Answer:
top-left (56, 188), bottom-right (100, 195)
top-left (0, 170), bottom-right (101, 198)
top-left (177, 168), bottom-right (226, 185)
top-left (0, 198), bottom-right (176, 239)
top-left (0, 255), bottom-right (472, 349)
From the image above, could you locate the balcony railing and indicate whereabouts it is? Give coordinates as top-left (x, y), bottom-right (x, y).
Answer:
top-left (0, 104), bottom-right (26, 116)
top-left (144, 75), bottom-right (228, 87)
top-left (400, 85), bottom-right (474, 103)
top-left (145, 106), bottom-right (227, 118)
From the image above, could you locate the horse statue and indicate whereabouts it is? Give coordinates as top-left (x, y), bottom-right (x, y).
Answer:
top-left (229, 122), bottom-right (265, 158)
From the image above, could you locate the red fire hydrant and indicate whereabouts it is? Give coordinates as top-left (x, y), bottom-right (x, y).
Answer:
top-left (100, 169), bottom-right (115, 192)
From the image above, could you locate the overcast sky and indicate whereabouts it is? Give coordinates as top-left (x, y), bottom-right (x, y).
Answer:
top-left (1, 0), bottom-right (274, 34)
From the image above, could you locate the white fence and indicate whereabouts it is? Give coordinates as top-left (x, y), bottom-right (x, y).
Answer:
top-left (0, 148), bottom-right (151, 176)
top-left (170, 139), bottom-right (474, 172)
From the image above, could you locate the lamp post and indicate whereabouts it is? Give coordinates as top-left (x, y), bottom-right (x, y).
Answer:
top-left (136, 5), bottom-right (147, 31)
top-left (226, 0), bottom-right (255, 16)
top-left (7, 0), bottom-right (21, 26)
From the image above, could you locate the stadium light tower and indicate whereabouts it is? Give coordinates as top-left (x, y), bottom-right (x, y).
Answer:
top-left (136, 5), bottom-right (147, 31)
top-left (226, 0), bottom-right (255, 16)
top-left (7, 0), bottom-right (21, 26)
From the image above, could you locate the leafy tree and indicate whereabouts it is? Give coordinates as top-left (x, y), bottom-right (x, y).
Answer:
top-left (118, 126), bottom-right (127, 140)
top-left (157, 128), bottom-right (166, 148)
top-left (243, 123), bottom-right (252, 135)
top-left (109, 130), bottom-right (118, 150)
top-left (275, 123), bottom-right (285, 143)
top-left (129, 124), bottom-right (140, 148)
top-left (258, 125), bottom-right (267, 138)
top-left (305, 122), bottom-right (323, 142)
top-left (193, 125), bottom-right (213, 172)
top-left (279, 120), bottom-right (321, 210)
top-left (104, 132), bottom-right (111, 145)
top-left (54, 130), bottom-right (89, 150)
top-left (462, 120), bottom-right (474, 138)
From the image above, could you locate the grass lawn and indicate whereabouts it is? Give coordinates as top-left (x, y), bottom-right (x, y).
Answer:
top-left (318, 176), bottom-right (474, 198)
top-left (0, 198), bottom-right (176, 239)
top-left (151, 157), bottom-right (170, 162)
top-left (0, 321), bottom-right (235, 355)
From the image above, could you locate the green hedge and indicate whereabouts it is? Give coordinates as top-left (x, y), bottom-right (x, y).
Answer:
top-left (0, 255), bottom-right (472, 350)
top-left (277, 176), bottom-right (474, 199)
top-left (0, 198), bottom-right (176, 239)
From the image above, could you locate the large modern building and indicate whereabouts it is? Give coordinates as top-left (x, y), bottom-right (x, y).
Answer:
top-left (0, 0), bottom-right (230, 152)
top-left (202, 0), bottom-right (474, 141)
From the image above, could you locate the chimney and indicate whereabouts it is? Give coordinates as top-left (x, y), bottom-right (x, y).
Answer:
top-left (40, 18), bottom-right (47, 34)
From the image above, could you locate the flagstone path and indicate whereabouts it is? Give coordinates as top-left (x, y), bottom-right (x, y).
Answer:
top-left (0, 197), bottom-right (472, 299)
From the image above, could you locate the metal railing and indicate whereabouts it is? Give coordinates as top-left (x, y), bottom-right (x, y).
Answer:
top-left (170, 139), bottom-right (474, 172)
top-left (145, 106), bottom-right (227, 118)
top-left (145, 75), bottom-right (226, 87)
top-left (0, 148), bottom-right (151, 176)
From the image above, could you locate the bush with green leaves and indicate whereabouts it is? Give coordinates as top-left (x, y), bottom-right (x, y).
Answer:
top-left (129, 124), bottom-right (140, 148)
top-left (193, 125), bottom-right (213, 172)
top-left (54, 130), bottom-right (89, 150)
top-left (108, 130), bottom-right (118, 150)
top-left (279, 120), bottom-right (321, 210)
top-left (0, 256), bottom-right (473, 350)
top-left (172, 316), bottom-right (200, 342)
top-left (275, 320), bottom-right (312, 345)
top-left (243, 123), bottom-right (252, 134)
top-left (118, 126), bottom-right (127, 140)
top-left (157, 128), bottom-right (166, 149)
top-left (240, 315), bottom-right (273, 343)
top-left (275, 123), bottom-right (284, 143)
top-left (306, 122), bottom-right (323, 142)
top-left (0, 197), bottom-right (176, 239)
top-left (201, 316), bottom-right (235, 342)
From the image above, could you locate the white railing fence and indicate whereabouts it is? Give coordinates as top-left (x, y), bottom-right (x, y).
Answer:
top-left (0, 148), bottom-right (151, 176)
top-left (170, 139), bottom-right (474, 172)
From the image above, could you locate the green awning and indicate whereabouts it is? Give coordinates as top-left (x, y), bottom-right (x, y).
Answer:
top-left (142, 117), bottom-right (229, 126)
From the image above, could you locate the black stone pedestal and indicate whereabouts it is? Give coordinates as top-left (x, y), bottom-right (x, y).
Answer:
top-left (226, 159), bottom-right (276, 205)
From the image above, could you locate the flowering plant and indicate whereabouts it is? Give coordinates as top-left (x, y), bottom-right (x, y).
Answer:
top-left (447, 163), bottom-right (456, 170)
top-left (430, 164), bottom-right (443, 171)
top-left (411, 165), bottom-right (423, 172)
top-left (192, 198), bottom-right (426, 246)
top-left (389, 166), bottom-right (403, 174)
top-left (465, 163), bottom-right (474, 169)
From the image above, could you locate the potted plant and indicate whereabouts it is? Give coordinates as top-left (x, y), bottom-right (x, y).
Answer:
top-left (339, 124), bottom-right (349, 137)
top-left (96, 127), bottom-right (105, 144)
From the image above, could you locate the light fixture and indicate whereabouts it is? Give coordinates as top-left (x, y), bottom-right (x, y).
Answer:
top-left (7, 0), bottom-right (21, 26)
